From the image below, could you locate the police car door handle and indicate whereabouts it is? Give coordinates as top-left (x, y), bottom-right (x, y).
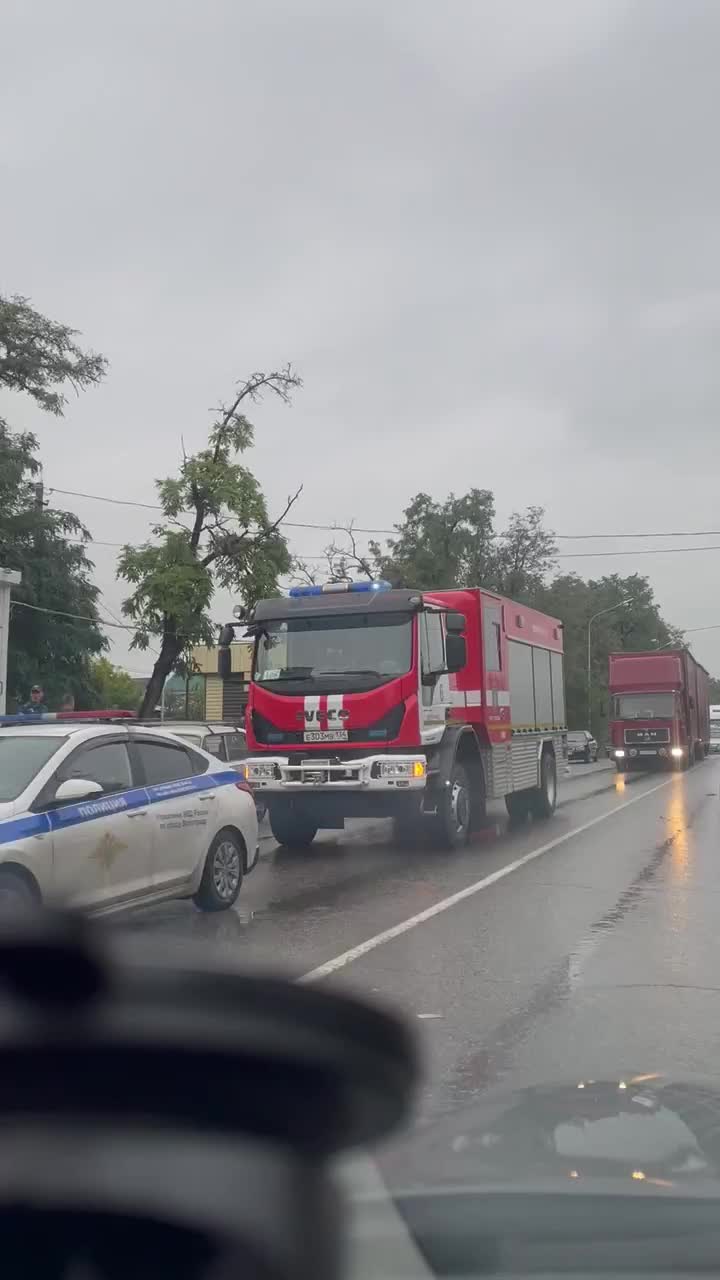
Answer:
top-left (127, 810), bottom-right (148, 818)
top-left (198, 793), bottom-right (216, 801)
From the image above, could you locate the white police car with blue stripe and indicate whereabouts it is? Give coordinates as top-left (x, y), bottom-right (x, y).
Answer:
top-left (0, 715), bottom-right (258, 913)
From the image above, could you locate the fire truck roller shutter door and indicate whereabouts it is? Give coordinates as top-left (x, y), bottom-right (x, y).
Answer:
top-left (532, 649), bottom-right (553, 730)
top-left (508, 640), bottom-right (535, 731)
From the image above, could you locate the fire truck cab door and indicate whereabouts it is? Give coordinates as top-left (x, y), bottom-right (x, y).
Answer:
top-left (419, 611), bottom-right (450, 743)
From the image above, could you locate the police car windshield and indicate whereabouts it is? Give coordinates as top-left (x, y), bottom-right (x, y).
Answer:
top-left (0, 735), bottom-right (65, 802)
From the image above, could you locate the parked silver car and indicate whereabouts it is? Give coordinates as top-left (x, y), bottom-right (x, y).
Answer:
top-left (157, 722), bottom-right (267, 820)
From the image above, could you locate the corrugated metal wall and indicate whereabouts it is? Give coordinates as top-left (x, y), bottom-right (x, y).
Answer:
top-left (205, 676), bottom-right (223, 719)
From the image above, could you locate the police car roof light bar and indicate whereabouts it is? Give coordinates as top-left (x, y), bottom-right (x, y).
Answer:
top-left (0, 711), bottom-right (138, 726)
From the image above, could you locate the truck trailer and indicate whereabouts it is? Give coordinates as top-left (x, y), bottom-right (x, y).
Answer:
top-left (226, 581), bottom-right (567, 849)
top-left (609, 649), bottom-right (710, 771)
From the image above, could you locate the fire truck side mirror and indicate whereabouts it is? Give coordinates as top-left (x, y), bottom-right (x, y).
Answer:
top-left (445, 611), bottom-right (465, 634)
top-left (218, 624), bottom-right (235, 679)
top-left (445, 634), bottom-right (467, 674)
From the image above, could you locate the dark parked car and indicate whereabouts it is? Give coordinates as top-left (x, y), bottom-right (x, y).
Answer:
top-left (567, 729), bottom-right (599, 763)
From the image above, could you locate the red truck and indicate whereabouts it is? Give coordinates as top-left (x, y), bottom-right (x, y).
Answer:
top-left (608, 649), bottom-right (710, 772)
top-left (223, 580), bottom-right (567, 849)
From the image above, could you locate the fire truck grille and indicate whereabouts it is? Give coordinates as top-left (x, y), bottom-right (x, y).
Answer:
top-left (252, 702), bottom-right (405, 746)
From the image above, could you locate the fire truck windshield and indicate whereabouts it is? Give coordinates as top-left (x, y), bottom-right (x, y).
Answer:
top-left (254, 613), bottom-right (413, 685)
top-left (613, 692), bottom-right (676, 720)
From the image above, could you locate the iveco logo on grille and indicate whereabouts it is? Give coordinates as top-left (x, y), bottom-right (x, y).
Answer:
top-left (296, 709), bottom-right (350, 722)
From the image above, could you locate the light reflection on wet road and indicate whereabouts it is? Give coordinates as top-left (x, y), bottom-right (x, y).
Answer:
top-left (114, 757), bottom-right (720, 1125)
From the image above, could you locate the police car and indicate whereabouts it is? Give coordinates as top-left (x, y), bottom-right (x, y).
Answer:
top-left (0, 713), bottom-right (258, 914)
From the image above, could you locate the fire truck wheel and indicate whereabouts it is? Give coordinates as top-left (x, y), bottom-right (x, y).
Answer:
top-left (269, 806), bottom-right (318, 848)
top-left (505, 791), bottom-right (531, 824)
top-left (435, 762), bottom-right (471, 849)
top-left (530, 751), bottom-right (557, 819)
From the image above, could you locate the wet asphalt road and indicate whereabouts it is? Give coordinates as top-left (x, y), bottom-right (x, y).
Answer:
top-left (116, 756), bottom-right (720, 1127)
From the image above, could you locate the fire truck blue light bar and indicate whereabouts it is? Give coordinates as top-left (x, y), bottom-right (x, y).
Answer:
top-left (289, 580), bottom-right (392, 598)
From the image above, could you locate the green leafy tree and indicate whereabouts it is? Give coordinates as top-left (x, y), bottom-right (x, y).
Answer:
top-left (489, 506), bottom-right (557, 601)
top-left (88, 658), bottom-right (141, 711)
top-left (708, 677), bottom-right (720, 703)
top-left (119, 366), bottom-right (302, 719)
top-left (1, 423), bottom-right (106, 708)
top-left (0, 294), bottom-right (108, 706)
top-left (0, 294), bottom-right (106, 412)
top-left (368, 490), bottom-right (496, 588)
top-left (535, 572), bottom-right (683, 738)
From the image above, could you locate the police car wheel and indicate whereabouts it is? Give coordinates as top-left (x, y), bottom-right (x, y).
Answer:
top-left (0, 869), bottom-right (38, 910)
top-left (193, 830), bottom-right (244, 912)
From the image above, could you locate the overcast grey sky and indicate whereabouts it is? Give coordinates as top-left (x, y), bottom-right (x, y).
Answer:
top-left (3, 0), bottom-right (720, 675)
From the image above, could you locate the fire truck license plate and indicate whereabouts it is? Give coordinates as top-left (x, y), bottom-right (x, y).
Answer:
top-left (303, 730), bottom-right (349, 743)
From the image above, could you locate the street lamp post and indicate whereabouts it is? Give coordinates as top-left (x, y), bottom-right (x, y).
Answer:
top-left (587, 598), bottom-right (634, 733)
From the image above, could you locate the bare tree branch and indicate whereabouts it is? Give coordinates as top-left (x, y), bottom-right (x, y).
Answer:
top-left (261, 483), bottom-right (303, 539)
top-left (211, 366), bottom-right (303, 462)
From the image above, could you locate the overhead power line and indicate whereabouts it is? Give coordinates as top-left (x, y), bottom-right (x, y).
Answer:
top-left (48, 487), bottom-right (396, 535)
top-left (47, 484), bottom-right (720, 543)
top-left (556, 544), bottom-right (720, 559)
top-left (10, 600), bottom-right (136, 630)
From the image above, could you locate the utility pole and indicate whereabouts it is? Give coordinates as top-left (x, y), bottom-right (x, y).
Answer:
top-left (0, 568), bottom-right (22, 715)
top-left (587, 597), bottom-right (634, 733)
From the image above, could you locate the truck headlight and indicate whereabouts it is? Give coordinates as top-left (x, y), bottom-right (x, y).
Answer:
top-left (380, 759), bottom-right (426, 779)
top-left (243, 761), bottom-right (279, 781)
top-left (671, 746), bottom-right (684, 758)
top-left (614, 749), bottom-right (625, 758)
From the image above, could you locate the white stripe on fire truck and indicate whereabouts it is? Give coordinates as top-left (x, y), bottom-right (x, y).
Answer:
top-left (304, 695), bottom-right (321, 726)
top-left (449, 689), bottom-right (483, 707)
top-left (326, 693), bottom-right (344, 720)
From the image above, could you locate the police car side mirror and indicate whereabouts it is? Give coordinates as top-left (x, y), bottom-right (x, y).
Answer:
top-left (54, 778), bottom-right (104, 804)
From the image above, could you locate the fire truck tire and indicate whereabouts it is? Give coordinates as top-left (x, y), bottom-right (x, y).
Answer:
top-left (505, 791), bottom-right (531, 823)
top-left (530, 750), bottom-right (557, 819)
top-left (434, 762), bottom-right (471, 849)
top-left (269, 805), bottom-right (318, 848)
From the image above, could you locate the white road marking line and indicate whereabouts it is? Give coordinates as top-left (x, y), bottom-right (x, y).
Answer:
top-left (300, 776), bottom-right (675, 982)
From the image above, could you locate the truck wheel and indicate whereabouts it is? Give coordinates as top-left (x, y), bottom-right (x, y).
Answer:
top-left (269, 805), bottom-right (318, 848)
top-left (434, 762), bottom-right (471, 850)
top-left (505, 791), bottom-right (531, 824)
top-left (530, 751), bottom-right (557, 819)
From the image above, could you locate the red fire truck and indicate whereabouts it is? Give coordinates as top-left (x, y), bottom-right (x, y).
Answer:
top-left (224, 581), bottom-right (567, 849)
top-left (609, 649), bottom-right (710, 771)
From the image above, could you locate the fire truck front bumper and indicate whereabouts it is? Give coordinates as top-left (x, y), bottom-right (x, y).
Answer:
top-left (240, 755), bottom-right (427, 792)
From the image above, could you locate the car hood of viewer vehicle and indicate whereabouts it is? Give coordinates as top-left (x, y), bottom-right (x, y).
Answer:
top-left (381, 1074), bottom-right (720, 1194)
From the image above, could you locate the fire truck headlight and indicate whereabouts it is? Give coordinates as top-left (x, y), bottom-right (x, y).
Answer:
top-left (244, 761), bottom-right (279, 781)
top-left (380, 759), bottom-right (426, 779)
